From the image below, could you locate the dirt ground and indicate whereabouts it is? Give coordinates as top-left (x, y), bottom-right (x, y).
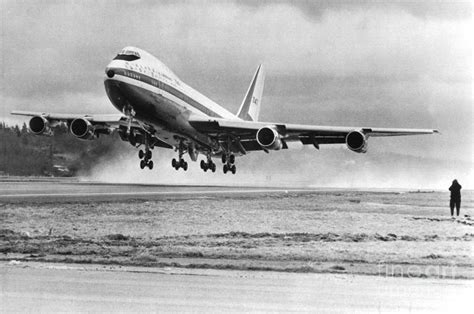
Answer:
top-left (1, 181), bottom-right (473, 279)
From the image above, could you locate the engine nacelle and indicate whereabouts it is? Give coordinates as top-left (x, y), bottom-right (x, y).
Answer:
top-left (29, 116), bottom-right (53, 136)
top-left (346, 130), bottom-right (368, 153)
top-left (70, 118), bottom-right (97, 140)
top-left (256, 126), bottom-right (283, 150)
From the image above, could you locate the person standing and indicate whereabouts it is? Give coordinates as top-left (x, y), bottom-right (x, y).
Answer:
top-left (449, 179), bottom-right (462, 217)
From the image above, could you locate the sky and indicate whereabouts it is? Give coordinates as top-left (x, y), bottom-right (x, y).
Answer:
top-left (0, 0), bottom-right (472, 188)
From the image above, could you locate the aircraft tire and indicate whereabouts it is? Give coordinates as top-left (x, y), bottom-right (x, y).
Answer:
top-left (139, 150), bottom-right (144, 159)
top-left (221, 155), bottom-right (226, 164)
top-left (172, 158), bottom-right (177, 168)
top-left (229, 154), bottom-right (235, 164)
top-left (146, 150), bottom-right (152, 160)
top-left (231, 165), bottom-right (236, 174)
top-left (183, 162), bottom-right (188, 171)
top-left (148, 160), bottom-right (154, 170)
top-left (140, 160), bottom-right (146, 169)
top-left (200, 160), bottom-right (205, 169)
top-left (223, 164), bottom-right (228, 174)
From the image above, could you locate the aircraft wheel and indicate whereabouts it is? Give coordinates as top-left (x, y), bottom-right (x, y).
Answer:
top-left (140, 160), bottom-right (146, 169)
top-left (231, 165), bottom-right (236, 174)
top-left (221, 154), bottom-right (227, 164)
top-left (229, 154), bottom-right (235, 164)
top-left (139, 150), bottom-right (144, 159)
top-left (146, 150), bottom-right (152, 160)
top-left (183, 161), bottom-right (188, 171)
top-left (172, 158), bottom-right (177, 168)
top-left (148, 160), bottom-right (154, 170)
top-left (200, 160), bottom-right (205, 169)
top-left (211, 163), bottom-right (216, 172)
top-left (223, 164), bottom-right (228, 174)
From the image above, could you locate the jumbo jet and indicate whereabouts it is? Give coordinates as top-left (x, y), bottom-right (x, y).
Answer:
top-left (12, 47), bottom-right (438, 174)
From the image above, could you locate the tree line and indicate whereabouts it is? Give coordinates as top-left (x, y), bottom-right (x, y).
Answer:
top-left (0, 122), bottom-right (125, 176)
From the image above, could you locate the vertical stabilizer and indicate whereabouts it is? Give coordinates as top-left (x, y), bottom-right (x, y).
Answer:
top-left (237, 64), bottom-right (265, 121)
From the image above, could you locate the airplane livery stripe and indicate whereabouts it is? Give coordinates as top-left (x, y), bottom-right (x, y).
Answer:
top-left (110, 68), bottom-right (222, 118)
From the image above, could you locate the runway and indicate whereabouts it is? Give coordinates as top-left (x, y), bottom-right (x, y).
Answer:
top-left (1, 262), bottom-right (472, 313)
top-left (0, 178), bottom-right (312, 203)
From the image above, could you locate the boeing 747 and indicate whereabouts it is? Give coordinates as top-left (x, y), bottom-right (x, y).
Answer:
top-left (12, 47), bottom-right (438, 174)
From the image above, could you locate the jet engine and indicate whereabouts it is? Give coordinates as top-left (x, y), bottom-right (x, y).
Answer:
top-left (29, 116), bottom-right (53, 136)
top-left (70, 118), bottom-right (97, 140)
top-left (346, 130), bottom-right (368, 153)
top-left (256, 126), bottom-right (283, 150)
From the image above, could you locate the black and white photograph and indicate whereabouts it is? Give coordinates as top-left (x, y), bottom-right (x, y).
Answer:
top-left (0, 0), bottom-right (472, 312)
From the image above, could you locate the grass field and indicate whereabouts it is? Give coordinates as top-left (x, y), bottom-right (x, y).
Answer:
top-left (1, 182), bottom-right (473, 278)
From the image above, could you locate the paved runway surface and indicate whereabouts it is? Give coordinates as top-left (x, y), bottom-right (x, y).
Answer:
top-left (0, 179), bottom-right (313, 203)
top-left (1, 263), bottom-right (471, 313)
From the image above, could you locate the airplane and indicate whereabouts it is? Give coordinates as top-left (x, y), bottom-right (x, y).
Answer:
top-left (12, 46), bottom-right (439, 175)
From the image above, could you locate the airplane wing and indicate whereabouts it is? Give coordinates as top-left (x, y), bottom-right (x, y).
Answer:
top-left (11, 110), bottom-right (173, 149)
top-left (188, 116), bottom-right (439, 153)
top-left (11, 110), bottom-right (125, 124)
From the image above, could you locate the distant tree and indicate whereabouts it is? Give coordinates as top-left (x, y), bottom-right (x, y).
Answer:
top-left (13, 125), bottom-right (21, 137)
top-left (57, 123), bottom-right (69, 134)
top-left (21, 135), bottom-right (29, 145)
top-left (21, 122), bottom-right (28, 134)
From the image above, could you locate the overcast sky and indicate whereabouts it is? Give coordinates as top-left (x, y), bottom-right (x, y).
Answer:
top-left (1, 0), bottom-right (472, 184)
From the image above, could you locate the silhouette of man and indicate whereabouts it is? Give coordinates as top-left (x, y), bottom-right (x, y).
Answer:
top-left (449, 179), bottom-right (462, 217)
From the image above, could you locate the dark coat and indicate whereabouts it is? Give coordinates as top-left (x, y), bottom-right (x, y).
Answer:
top-left (449, 181), bottom-right (462, 200)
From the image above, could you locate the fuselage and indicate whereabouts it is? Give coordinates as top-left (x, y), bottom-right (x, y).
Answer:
top-left (103, 46), bottom-right (237, 148)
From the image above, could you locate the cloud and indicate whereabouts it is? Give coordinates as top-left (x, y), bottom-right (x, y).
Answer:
top-left (1, 1), bottom-right (470, 88)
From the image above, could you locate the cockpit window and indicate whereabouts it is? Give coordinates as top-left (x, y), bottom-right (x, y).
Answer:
top-left (113, 49), bottom-right (141, 61)
top-left (114, 54), bottom-right (140, 61)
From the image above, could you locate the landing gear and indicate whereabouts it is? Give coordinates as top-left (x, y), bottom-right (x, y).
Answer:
top-left (172, 141), bottom-right (188, 171)
top-left (222, 153), bottom-right (236, 174)
top-left (140, 159), bottom-right (153, 169)
top-left (138, 134), bottom-right (154, 170)
top-left (200, 155), bottom-right (216, 173)
top-left (172, 158), bottom-right (188, 171)
top-left (223, 164), bottom-right (236, 174)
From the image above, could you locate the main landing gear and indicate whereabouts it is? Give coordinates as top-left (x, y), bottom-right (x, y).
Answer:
top-left (139, 148), bottom-right (153, 170)
top-left (172, 141), bottom-right (188, 171)
top-left (200, 155), bottom-right (216, 172)
top-left (172, 158), bottom-right (188, 171)
top-left (222, 153), bottom-right (236, 174)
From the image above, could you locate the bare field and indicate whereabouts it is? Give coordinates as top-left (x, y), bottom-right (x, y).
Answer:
top-left (1, 181), bottom-right (473, 278)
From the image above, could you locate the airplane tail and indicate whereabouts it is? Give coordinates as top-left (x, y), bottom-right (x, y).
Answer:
top-left (237, 64), bottom-right (265, 121)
